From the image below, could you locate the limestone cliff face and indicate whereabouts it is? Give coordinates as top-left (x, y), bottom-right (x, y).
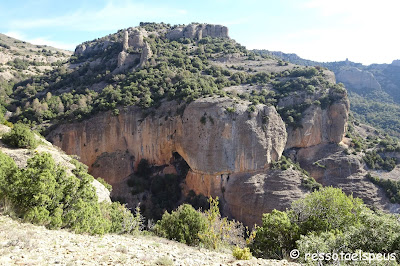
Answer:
top-left (117, 28), bottom-right (152, 70)
top-left (166, 24), bottom-right (229, 40)
top-left (336, 67), bottom-right (381, 92)
top-left (285, 100), bottom-right (349, 149)
top-left (176, 99), bottom-right (286, 174)
top-left (47, 92), bottom-right (351, 225)
top-left (48, 98), bottom-right (286, 185)
top-left (281, 89), bottom-right (350, 149)
top-left (185, 169), bottom-right (306, 226)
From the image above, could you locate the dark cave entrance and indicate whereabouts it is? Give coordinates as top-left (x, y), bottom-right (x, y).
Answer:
top-left (171, 151), bottom-right (190, 177)
top-left (112, 151), bottom-right (192, 223)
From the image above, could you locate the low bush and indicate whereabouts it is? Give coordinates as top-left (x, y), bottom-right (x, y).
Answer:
top-left (0, 151), bottom-right (141, 235)
top-left (198, 196), bottom-right (244, 250)
top-left (154, 204), bottom-right (207, 245)
top-left (2, 123), bottom-right (38, 149)
top-left (232, 246), bottom-right (252, 260)
top-left (249, 187), bottom-right (400, 263)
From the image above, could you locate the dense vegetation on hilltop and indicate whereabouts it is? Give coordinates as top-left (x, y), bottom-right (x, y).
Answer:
top-left (0, 23), bottom-right (345, 134)
top-left (349, 92), bottom-right (400, 139)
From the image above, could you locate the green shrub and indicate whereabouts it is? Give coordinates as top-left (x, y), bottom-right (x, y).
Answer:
top-left (250, 210), bottom-right (300, 259)
top-left (296, 209), bottom-right (400, 264)
top-left (185, 190), bottom-right (209, 211)
top-left (363, 150), bottom-right (397, 171)
top-left (101, 203), bottom-right (142, 234)
top-left (301, 176), bottom-right (322, 192)
top-left (2, 123), bottom-right (38, 149)
top-left (232, 246), bottom-right (252, 260)
top-left (367, 173), bottom-right (400, 203)
top-left (0, 151), bottom-right (141, 235)
top-left (154, 204), bottom-right (207, 245)
top-left (291, 187), bottom-right (364, 234)
top-left (200, 115), bottom-right (207, 124)
top-left (250, 187), bottom-right (366, 260)
top-left (296, 231), bottom-right (349, 264)
top-left (0, 151), bottom-right (19, 207)
top-left (198, 196), bottom-right (243, 250)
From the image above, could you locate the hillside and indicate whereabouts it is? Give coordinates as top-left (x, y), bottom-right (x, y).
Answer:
top-left (0, 22), bottom-right (399, 264)
top-left (0, 23), bottom-right (397, 226)
top-left (0, 124), bottom-right (110, 203)
top-left (0, 214), bottom-right (296, 266)
top-left (0, 33), bottom-right (72, 81)
top-left (255, 50), bottom-right (400, 139)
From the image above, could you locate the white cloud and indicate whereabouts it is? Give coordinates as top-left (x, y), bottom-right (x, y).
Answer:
top-left (8, 0), bottom-right (188, 32)
top-left (4, 31), bottom-right (75, 51)
top-left (27, 37), bottom-right (76, 51)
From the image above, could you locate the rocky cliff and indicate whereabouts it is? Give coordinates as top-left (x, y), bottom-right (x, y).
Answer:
top-left (39, 22), bottom-right (396, 226)
top-left (47, 88), bottom-right (352, 225)
top-left (48, 98), bottom-right (286, 183)
top-left (166, 24), bottom-right (229, 40)
top-left (336, 67), bottom-right (381, 93)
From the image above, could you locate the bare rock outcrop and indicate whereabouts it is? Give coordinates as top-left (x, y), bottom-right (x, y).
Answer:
top-left (391, 59), bottom-right (400, 67)
top-left (292, 143), bottom-right (398, 213)
top-left (139, 42), bottom-right (152, 68)
top-left (48, 98), bottom-right (286, 184)
top-left (116, 28), bottom-right (152, 70)
top-left (166, 23), bottom-right (229, 40)
top-left (176, 98), bottom-right (286, 174)
top-left (336, 67), bottom-right (381, 92)
top-left (48, 98), bottom-right (289, 224)
top-left (185, 169), bottom-right (306, 226)
top-left (75, 41), bottom-right (112, 57)
top-left (284, 94), bottom-right (349, 149)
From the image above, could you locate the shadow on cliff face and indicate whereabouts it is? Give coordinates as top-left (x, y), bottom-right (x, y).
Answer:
top-left (111, 151), bottom-right (194, 223)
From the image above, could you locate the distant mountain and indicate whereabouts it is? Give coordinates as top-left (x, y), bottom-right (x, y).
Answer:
top-left (254, 50), bottom-right (400, 138)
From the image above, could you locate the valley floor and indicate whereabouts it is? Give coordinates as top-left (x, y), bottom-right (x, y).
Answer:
top-left (0, 214), bottom-right (297, 266)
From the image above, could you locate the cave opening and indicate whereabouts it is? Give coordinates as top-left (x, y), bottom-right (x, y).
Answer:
top-left (172, 151), bottom-right (190, 177)
top-left (111, 151), bottom-right (193, 223)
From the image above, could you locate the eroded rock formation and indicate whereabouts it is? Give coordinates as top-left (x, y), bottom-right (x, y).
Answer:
top-left (117, 28), bottom-right (152, 70)
top-left (336, 67), bottom-right (381, 93)
top-left (285, 98), bottom-right (349, 149)
top-left (48, 98), bottom-right (286, 183)
top-left (48, 98), bottom-right (291, 225)
top-left (166, 24), bottom-right (229, 40)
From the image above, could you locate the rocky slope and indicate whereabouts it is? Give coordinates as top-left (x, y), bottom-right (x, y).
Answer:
top-left (0, 33), bottom-right (72, 81)
top-left (4, 22), bottom-right (396, 226)
top-left (0, 214), bottom-right (298, 266)
top-left (48, 97), bottom-right (289, 225)
top-left (45, 23), bottom-right (358, 226)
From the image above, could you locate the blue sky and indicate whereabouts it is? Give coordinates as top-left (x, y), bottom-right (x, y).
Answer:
top-left (1, 0), bottom-right (399, 65)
